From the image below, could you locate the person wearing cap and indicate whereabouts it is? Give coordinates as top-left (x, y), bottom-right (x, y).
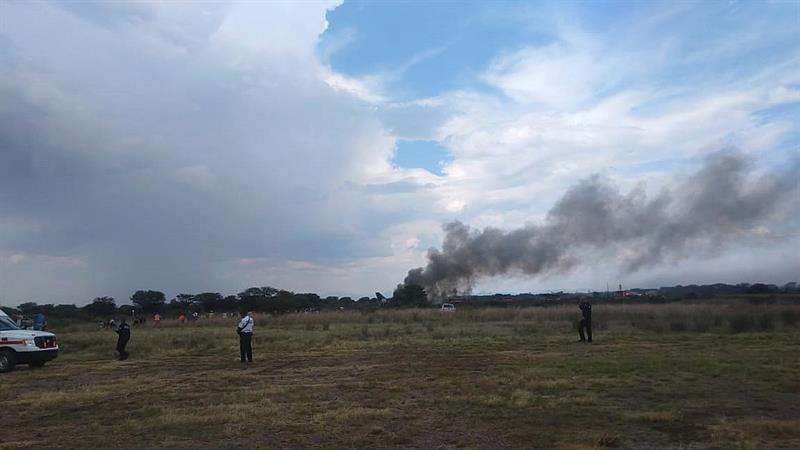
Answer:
top-left (578, 297), bottom-right (593, 343)
top-left (115, 318), bottom-right (131, 360)
top-left (237, 311), bottom-right (255, 364)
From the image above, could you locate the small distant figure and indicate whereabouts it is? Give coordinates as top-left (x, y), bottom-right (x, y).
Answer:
top-left (192, 311), bottom-right (199, 321)
top-left (33, 312), bottom-right (47, 331)
top-left (178, 313), bottom-right (187, 324)
top-left (237, 311), bottom-right (254, 364)
top-left (108, 318), bottom-right (116, 329)
top-left (152, 313), bottom-right (162, 327)
top-left (115, 318), bottom-right (131, 360)
top-left (578, 297), bottom-right (592, 343)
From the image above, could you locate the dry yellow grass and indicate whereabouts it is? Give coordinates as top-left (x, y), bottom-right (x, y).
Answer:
top-left (1, 302), bottom-right (799, 449)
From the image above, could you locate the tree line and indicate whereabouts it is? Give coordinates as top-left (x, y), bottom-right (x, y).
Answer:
top-left (1, 284), bottom-right (430, 320)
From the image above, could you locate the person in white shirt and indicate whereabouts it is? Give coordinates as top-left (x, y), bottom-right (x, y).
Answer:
top-left (237, 311), bottom-right (254, 363)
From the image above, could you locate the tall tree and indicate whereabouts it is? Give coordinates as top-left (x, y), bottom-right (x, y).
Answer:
top-left (237, 286), bottom-right (281, 313)
top-left (83, 297), bottom-right (116, 317)
top-left (390, 284), bottom-right (430, 308)
top-left (131, 290), bottom-right (166, 314)
top-left (17, 302), bottom-right (38, 315)
top-left (194, 292), bottom-right (224, 312)
top-left (171, 293), bottom-right (196, 311)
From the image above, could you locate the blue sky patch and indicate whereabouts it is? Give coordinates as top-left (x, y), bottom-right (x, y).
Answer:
top-left (321, 1), bottom-right (553, 100)
top-left (392, 139), bottom-right (453, 176)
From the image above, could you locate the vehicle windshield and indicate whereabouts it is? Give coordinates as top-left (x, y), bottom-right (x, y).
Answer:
top-left (0, 316), bottom-right (21, 331)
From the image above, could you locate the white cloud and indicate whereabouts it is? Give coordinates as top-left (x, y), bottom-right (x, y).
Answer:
top-left (369, 8), bottom-right (800, 292)
top-left (0, 1), bottom-right (435, 304)
top-left (483, 43), bottom-right (610, 108)
top-left (1, 1), bottom-right (797, 304)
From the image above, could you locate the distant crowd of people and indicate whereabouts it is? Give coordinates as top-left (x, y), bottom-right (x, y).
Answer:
top-left (99, 310), bottom-right (238, 330)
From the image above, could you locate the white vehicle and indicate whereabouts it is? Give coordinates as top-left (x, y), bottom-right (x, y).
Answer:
top-left (0, 309), bottom-right (59, 373)
top-left (440, 303), bottom-right (456, 312)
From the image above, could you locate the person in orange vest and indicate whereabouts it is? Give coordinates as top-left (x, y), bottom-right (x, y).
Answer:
top-left (153, 312), bottom-right (162, 327)
top-left (178, 313), bottom-right (187, 324)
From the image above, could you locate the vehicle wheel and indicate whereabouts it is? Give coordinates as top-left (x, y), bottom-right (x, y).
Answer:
top-left (0, 349), bottom-right (15, 373)
top-left (29, 361), bottom-right (45, 368)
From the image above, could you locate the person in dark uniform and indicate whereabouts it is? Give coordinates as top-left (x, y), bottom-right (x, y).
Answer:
top-left (237, 311), bottom-right (254, 364)
top-left (578, 297), bottom-right (592, 343)
top-left (115, 318), bottom-right (131, 360)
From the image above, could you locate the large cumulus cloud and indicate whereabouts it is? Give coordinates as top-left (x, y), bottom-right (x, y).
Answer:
top-left (0, 1), bottom-right (437, 303)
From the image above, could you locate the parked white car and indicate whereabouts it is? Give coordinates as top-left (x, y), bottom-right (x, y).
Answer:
top-left (0, 309), bottom-right (59, 373)
top-left (441, 303), bottom-right (456, 312)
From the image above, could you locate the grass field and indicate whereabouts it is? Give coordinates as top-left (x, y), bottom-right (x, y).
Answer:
top-left (2, 301), bottom-right (800, 449)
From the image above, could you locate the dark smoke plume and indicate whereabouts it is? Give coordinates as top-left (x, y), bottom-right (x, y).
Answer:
top-left (404, 152), bottom-right (799, 298)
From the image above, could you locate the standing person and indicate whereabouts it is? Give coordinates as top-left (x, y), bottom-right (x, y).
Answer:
top-left (115, 318), bottom-right (131, 360)
top-left (153, 312), bottom-right (161, 327)
top-left (237, 311), bottom-right (254, 364)
top-left (33, 312), bottom-right (47, 331)
top-left (578, 297), bottom-right (592, 343)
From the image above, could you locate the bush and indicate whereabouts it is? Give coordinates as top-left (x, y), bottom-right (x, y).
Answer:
top-left (512, 324), bottom-right (537, 336)
top-left (669, 321), bottom-right (688, 332)
top-left (631, 318), bottom-right (664, 334)
top-left (757, 314), bottom-right (774, 332)
top-left (780, 310), bottom-right (799, 327)
top-left (692, 316), bottom-right (712, 333)
top-left (729, 314), bottom-right (754, 334)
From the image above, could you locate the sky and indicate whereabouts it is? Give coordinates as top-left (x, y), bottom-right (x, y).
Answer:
top-left (0, 0), bottom-right (798, 306)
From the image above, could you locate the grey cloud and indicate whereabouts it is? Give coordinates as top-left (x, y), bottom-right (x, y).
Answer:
top-left (0, 2), bottom-right (412, 303)
top-left (405, 152), bottom-right (800, 297)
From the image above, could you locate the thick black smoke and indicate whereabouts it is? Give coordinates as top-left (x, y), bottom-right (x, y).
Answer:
top-left (404, 152), bottom-right (799, 298)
